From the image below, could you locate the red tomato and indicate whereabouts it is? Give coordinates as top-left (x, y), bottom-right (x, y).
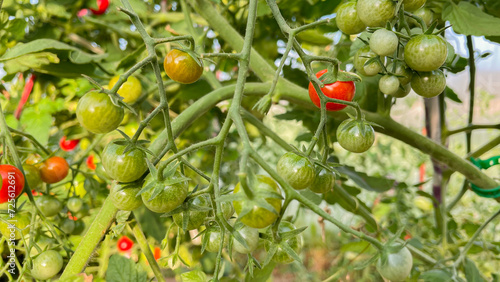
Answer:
top-left (90, 0), bottom-right (109, 15)
top-left (38, 157), bottom-right (70, 184)
top-left (117, 236), bottom-right (134, 251)
top-left (308, 69), bottom-right (356, 111)
top-left (86, 155), bottom-right (96, 170)
top-left (59, 137), bottom-right (80, 152)
top-left (0, 165), bottom-right (25, 203)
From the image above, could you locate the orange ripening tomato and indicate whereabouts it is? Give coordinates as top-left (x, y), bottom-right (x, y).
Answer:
top-left (38, 157), bottom-right (69, 184)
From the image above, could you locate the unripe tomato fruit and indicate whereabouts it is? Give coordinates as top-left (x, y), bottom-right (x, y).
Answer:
top-left (23, 164), bottom-right (42, 191)
top-left (391, 83), bottom-right (412, 98)
top-left (309, 167), bottom-right (335, 194)
top-left (141, 171), bottom-right (189, 214)
top-left (357, 0), bottom-right (396, 27)
top-left (387, 62), bottom-right (413, 85)
top-left (203, 228), bottom-right (227, 253)
top-left (277, 152), bottom-right (316, 190)
top-left (59, 136), bottom-right (80, 151)
top-left (173, 195), bottom-right (209, 230)
top-left (233, 175), bottom-right (282, 229)
top-left (108, 76), bottom-right (142, 104)
top-left (164, 49), bottom-right (203, 84)
top-left (335, 2), bottom-right (367, 35)
top-left (403, 0), bottom-right (426, 12)
top-left (370, 29), bottom-right (398, 56)
top-left (60, 218), bottom-right (76, 234)
top-left (264, 221), bottom-right (303, 264)
top-left (36, 195), bottom-right (62, 217)
top-left (308, 69), bottom-right (355, 111)
top-left (31, 250), bottom-right (64, 280)
top-left (101, 142), bottom-right (148, 183)
top-left (0, 212), bottom-right (31, 240)
top-left (379, 75), bottom-right (401, 96)
top-left (67, 197), bottom-right (84, 213)
top-left (76, 91), bottom-right (124, 134)
top-left (376, 243), bottom-right (413, 281)
top-left (232, 225), bottom-right (259, 254)
top-left (337, 119), bottom-right (375, 153)
top-left (411, 69), bottom-right (446, 98)
top-left (0, 164), bottom-right (25, 203)
top-left (72, 219), bottom-right (86, 235)
top-left (38, 156), bottom-right (69, 184)
top-left (354, 46), bottom-right (383, 76)
top-left (111, 183), bottom-right (143, 211)
top-left (404, 34), bottom-right (447, 72)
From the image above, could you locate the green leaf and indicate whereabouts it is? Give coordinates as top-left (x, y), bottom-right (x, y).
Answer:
top-left (0, 39), bottom-right (107, 63)
top-left (19, 110), bottom-right (52, 146)
top-left (296, 29), bottom-right (332, 46)
top-left (336, 165), bottom-right (394, 193)
top-left (279, 242), bottom-right (302, 263)
top-left (442, 2), bottom-right (500, 36)
top-left (3, 52), bottom-right (59, 74)
top-left (180, 270), bottom-right (207, 282)
top-left (420, 269), bottom-right (453, 282)
top-left (105, 255), bottom-right (148, 282)
top-left (244, 261), bottom-right (276, 282)
top-left (299, 189), bottom-right (322, 205)
top-left (464, 258), bottom-right (486, 282)
top-left (280, 226), bottom-right (307, 240)
top-left (444, 86), bottom-right (462, 103)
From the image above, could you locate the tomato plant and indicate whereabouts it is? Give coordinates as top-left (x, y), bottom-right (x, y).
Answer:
top-left (172, 195), bottom-right (209, 230)
top-left (354, 46), bottom-right (383, 76)
top-left (36, 195), bottom-right (63, 217)
top-left (0, 212), bottom-right (31, 240)
top-left (309, 167), bottom-right (335, 194)
top-left (308, 69), bottom-right (356, 111)
top-left (0, 164), bottom-right (25, 203)
top-left (38, 156), bottom-right (69, 184)
top-left (23, 164), bottom-right (42, 191)
top-left (264, 221), bottom-right (303, 264)
top-left (163, 49), bottom-right (204, 84)
top-left (203, 228), bottom-right (227, 253)
top-left (232, 224), bottom-right (259, 254)
top-left (411, 69), bottom-right (447, 98)
top-left (369, 29), bottom-right (398, 56)
top-left (67, 197), bottom-right (83, 213)
top-left (356, 0), bottom-right (396, 27)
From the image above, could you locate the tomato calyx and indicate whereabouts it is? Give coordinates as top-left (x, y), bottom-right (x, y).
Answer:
top-left (162, 192), bottom-right (211, 231)
top-left (138, 162), bottom-right (190, 202)
top-left (319, 65), bottom-right (362, 85)
top-left (263, 221), bottom-right (305, 265)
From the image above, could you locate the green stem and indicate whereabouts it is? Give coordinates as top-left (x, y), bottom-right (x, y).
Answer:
top-left (60, 195), bottom-right (118, 279)
top-left (128, 217), bottom-right (166, 282)
top-left (446, 123), bottom-right (500, 136)
top-left (466, 35), bottom-right (475, 153)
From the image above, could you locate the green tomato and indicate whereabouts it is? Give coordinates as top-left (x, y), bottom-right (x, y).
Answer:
top-left (404, 34), bottom-right (447, 72)
top-left (101, 142), bottom-right (148, 183)
top-left (111, 183), bottom-right (143, 211)
top-left (232, 225), bottom-right (259, 254)
top-left (408, 8), bottom-right (434, 27)
top-left (354, 46), bottom-right (383, 76)
top-left (386, 62), bottom-right (413, 85)
top-left (376, 243), bottom-right (413, 281)
top-left (309, 167), bottom-right (335, 194)
top-left (31, 250), bottom-right (64, 280)
top-left (390, 83), bottom-right (412, 98)
top-left (410, 69), bottom-right (446, 98)
top-left (203, 228), bottom-right (227, 253)
top-left (67, 197), bottom-right (83, 213)
top-left (403, 0), bottom-right (425, 12)
top-left (265, 221), bottom-right (303, 264)
top-left (23, 164), bottom-right (43, 191)
top-left (173, 195), bottom-right (209, 230)
top-left (141, 171), bottom-right (189, 214)
top-left (60, 218), bottom-right (75, 234)
top-left (221, 201), bottom-right (235, 220)
top-left (76, 91), bottom-right (124, 134)
top-left (357, 0), bottom-right (396, 27)
top-left (337, 119), bottom-right (375, 153)
top-left (233, 175), bottom-right (282, 229)
top-left (109, 76), bottom-right (142, 104)
top-left (335, 2), bottom-right (366, 35)
top-left (71, 219), bottom-right (86, 235)
top-left (379, 75), bottom-right (401, 96)
top-left (277, 152), bottom-right (315, 190)
top-left (0, 212), bottom-right (31, 240)
top-left (36, 195), bottom-right (62, 217)
top-left (370, 29), bottom-right (398, 56)
top-left (444, 42), bottom-right (456, 65)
